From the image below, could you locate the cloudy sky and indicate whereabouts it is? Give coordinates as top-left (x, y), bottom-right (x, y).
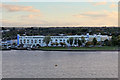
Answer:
top-left (1, 2), bottom-right (118, 27)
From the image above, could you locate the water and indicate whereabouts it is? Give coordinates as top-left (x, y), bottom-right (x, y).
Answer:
top-left (2, 50), bottom-right (118, 78)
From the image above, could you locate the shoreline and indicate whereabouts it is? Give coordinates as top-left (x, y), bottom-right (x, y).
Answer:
top-left (1, 46), bottom-right (119, 51)
top-left (1, 49), bottom-right (119, 52)
top-left (38, 49), bottom-right (120, 52)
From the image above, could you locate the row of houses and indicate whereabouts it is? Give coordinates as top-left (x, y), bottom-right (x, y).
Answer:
top-left (17, 33), bottom-right (111, 47)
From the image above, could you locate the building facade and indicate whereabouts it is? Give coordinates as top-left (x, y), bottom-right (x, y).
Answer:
top-left (17, 33), bottom-right (110, 47)
top-left (1, 40), bottom-right (17, 46)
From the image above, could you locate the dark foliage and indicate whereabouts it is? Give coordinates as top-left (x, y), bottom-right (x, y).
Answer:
top-left (1, 27), bottom-right (120, 41)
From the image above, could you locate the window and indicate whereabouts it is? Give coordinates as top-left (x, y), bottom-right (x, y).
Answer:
top-left (39, 40), bottom-right (41, 43)
top-left (20, 40), bottom-right (22, 43)
top-left (24, 39), bottom-right (26, 43)
top-left (35, 40), bottom-right (37, 43)
top-left (27, 40), bottom-right (29, 43)
top-left (60, 39), bottom-right (62, 41)
top-left (55, 39), bottom-right (57, 41)
top-left (31, 40), bottom-right (33, 43)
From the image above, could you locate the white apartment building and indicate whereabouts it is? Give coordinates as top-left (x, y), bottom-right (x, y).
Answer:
top-left (17, 33), bottom-right (110, 47)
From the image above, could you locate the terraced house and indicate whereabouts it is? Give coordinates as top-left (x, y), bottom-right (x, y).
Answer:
top-left (17, 33), bottom-right (110, 47)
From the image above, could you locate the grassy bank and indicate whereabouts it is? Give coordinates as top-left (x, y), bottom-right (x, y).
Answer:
top-left (39, 46), bottom-right (119, 51)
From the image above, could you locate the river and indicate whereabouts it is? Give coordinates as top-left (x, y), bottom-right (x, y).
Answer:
top-left (2, 50), bottom-right (118, 78)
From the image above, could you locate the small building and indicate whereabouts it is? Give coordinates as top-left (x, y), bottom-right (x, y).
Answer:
top-left (1, 40), bottom-right (17, 46)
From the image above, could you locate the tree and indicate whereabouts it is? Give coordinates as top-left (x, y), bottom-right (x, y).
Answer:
top-left (19, 43), bottom-right (24, 47)
top-left (12, 43), bottom-right (17, 46)
top-left (32, 45), bottom-right (36, 48)
top-left (96, 42), bottom-right (101, 45)
top-left (104, 39), bottom-right (111, 46)
top-left (60, 42), bottom-right (64, 47)
top-left (63, 43), bottom-right (66, 47)
top-left (55, 42), bottom-right (59, 46)
top-left (78, 39), bottom-right (82, 47)
top-left (67, 37), bottom-right (74, 46)
top-left (51, 43), bottom-right (56, 47)
top-left (43, 36), bottom-right (51, 46)
top-left (117, 35), bottom-right (120, 46)
top-left (67, 40), bottom-right (69, 44)
top-left (81, 36), bottom-right (85, 43)
top-left (92, 37), bottom-right (97, 46)
top-left (51, 43), bottom-right (54, 47)
top-left (36, 44), bottom-right (41, 48)
top-left (74, 38), bottom-right (77, 46)
top-left (85, 41), bottom-right (93, 47)
top-left (111, 36), bottom-right (118, 46)
top-left (60, 42), bottom-right (66, 47)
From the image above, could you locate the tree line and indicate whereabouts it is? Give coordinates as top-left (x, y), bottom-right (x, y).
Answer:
top-left (2, 27), bottom-right (120, 41)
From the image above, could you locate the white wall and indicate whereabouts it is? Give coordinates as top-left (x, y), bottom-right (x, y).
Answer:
top-left (18, 34), bottom-right (110, 47)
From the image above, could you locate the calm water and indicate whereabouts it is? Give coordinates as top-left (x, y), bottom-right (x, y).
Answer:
top-left (2, 50), bottom-right (118, 78)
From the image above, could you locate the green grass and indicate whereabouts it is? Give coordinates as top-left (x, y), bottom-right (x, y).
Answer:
top-left (40, 46), bottom-right (119, 50)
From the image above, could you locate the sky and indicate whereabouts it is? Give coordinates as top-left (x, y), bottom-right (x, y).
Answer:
top-left (1, 0), bottom-right (119, 2)
top-left (1, 2), bottom-right (118, 27)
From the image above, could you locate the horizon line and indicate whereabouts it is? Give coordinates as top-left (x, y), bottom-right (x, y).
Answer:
top-left (1, 26), bottom-right (118, 28)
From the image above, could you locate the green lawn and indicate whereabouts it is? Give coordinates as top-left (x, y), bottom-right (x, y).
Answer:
top-left (40, 46), bottom-right (119, 50)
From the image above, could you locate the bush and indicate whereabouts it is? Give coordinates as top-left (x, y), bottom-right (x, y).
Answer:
top-left (85, 41), bottom-right (93, 47)
top-left (104, 39), bottom-right (111, 46)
